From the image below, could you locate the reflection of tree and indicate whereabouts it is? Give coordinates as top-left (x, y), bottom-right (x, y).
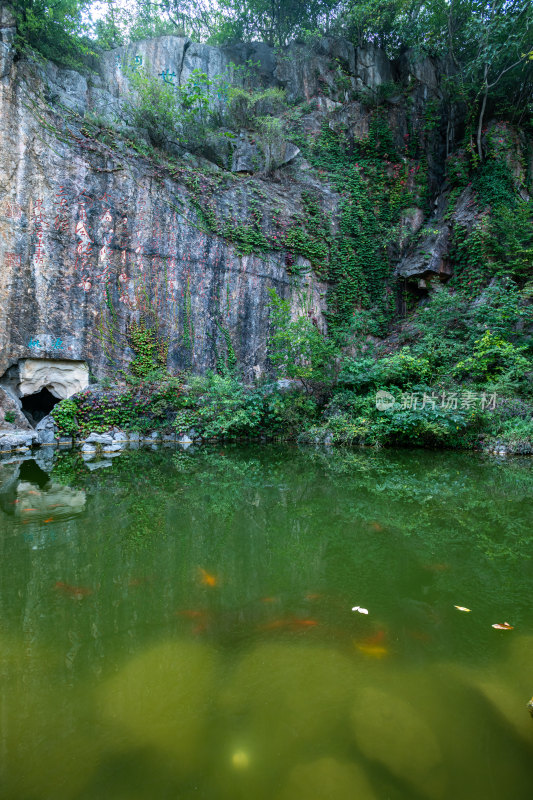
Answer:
top-left (1, 443), bottom-right (530, 688)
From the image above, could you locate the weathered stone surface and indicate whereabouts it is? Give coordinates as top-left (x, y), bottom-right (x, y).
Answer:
top-left (396, 186), bottom-right (475, 281)
top-left (0, 430), bottom-right (38, 450)
top-left (81, 443), bottom-right (97, 459)
top-left (355, 44), bottom-right (393, 90)
top-left (0, 5), bottom-right (15, 80)
top-left (0, 26), bottom-right (528, 380)
top-left (35, 414), bottom-right (56, 444)
top-left (231, 131), bottom-right (300, 173)
top-left (0, 386), bottom-right (32, 430)
top-left (17, 359), bottom-right (89, 399)
top-left (0, 33), bottom-right (328, 382)
top-left (85, 432), bottom-right (113, 445)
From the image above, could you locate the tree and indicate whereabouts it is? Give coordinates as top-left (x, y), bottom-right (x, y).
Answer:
top-left (267, 289), bottom-right (339, 391)
top-left (456, 1), bottom-right (533, 161)
top-left (158, 0), bottom-right (340, 46)
top-left (11, 0), bottom-right (94, 67)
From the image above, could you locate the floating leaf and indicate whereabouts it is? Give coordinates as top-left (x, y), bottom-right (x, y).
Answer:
top-left (492, 622), bottom-right (514, 630)
top-left (454, 605), bottom-right (471, 612)
top-left (352, 606), bottom-right (369, 614)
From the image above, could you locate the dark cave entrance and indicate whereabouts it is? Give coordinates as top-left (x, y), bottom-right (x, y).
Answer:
top-left (20, 387), bottom-right (60, 426)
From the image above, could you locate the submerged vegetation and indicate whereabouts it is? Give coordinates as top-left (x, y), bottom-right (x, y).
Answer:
top-left (2, 443), bottom-right (533, 798)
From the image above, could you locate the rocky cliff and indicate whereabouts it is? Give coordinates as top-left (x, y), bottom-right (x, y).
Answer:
top-left (0, 5), bottom-right (530, 418)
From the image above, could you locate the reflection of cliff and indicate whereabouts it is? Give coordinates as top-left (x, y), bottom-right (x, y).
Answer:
top-left (0, 459), bottom-right (86, 519)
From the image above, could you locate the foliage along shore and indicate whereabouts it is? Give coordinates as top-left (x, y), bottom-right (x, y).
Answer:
top-left (50, 280), bottom-right (533, 455)
top-left (8, 0), bottom-right (533, 453)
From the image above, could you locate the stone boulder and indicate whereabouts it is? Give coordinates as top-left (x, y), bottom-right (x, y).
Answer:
top-left (35, 414), bottom-right (56, 444)
top-left (0, 387), bottom-right (32, 430)
top-left (351, 686), bottom-right (446, 799)
top-left (0, 430), bottom-right (38, 451)
top-left (98, 640), bottom-right (218, 771)
top-left (277, 757), bottom-right (376, 800)
top-left (231, 131), bottom-right (300, 173)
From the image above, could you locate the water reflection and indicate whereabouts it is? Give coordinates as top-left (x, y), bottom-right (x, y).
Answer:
top-left (0, 444), bottom-right (531, 799)
top-left (0, 458), bottom-right (85, 524)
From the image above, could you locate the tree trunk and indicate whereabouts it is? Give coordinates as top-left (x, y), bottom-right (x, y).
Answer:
top-left (477, 83), bottom-right (488, 163)
top-left (476, 62), bottom-right (489, 163)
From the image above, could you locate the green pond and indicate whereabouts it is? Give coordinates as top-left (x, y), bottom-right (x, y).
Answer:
top-left (0, 444), bottom-right (532, 800)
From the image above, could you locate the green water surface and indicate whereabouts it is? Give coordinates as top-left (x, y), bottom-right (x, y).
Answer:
top-left (0, 444), bottom-right (532, 800)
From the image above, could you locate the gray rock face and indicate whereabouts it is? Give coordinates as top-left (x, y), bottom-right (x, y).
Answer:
top-left (0, 430), bottom-right (38, 451)
top-left (35, 414), bottom-right (56, 444)
top-left (396, 185), bottom-right (478, 282)
top-left (85, 433), bottom-right (114, 445)
top-left (0, 387), bottom-right (32, 430)
top-left (2, 24), bottom-right (522, 378)
top-left (230, 132), bottom-right (300, 173)
top-left (0, 28), bottom-right (332, 383)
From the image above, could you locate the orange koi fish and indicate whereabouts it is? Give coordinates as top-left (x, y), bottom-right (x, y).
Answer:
top-left (54, 582), bottom-right (93, 600)
top-left (198, 568), bottom-right (217, 587)
top-left (492, 622), bottom-right (514, 630)
top-left (261, 597), bottom-right (278, 603)
top-left (370, 521), bottom-right (384, 532)
top-left (305, 593), bottom-right (323, 601)
top-left (22, 508), bottom-right (37, 512)
top-left (27, 490), bottom-right (40, 495)
top-left (355, 628), bottom-right (389, 658)
top-left (361, 629), bottom-right (386, 646)
top-left (44, 517), bottom-right (54, 523)
top-left (355, 642), bottom-right (389, 658)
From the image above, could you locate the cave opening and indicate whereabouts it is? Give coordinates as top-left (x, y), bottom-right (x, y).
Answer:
top-left (20, 387), bottom-right (60, 426)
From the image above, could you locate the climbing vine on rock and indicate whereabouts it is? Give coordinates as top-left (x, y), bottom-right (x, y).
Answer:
top-left (128, 317), bottom-right (169, 379)
top-left (291, 112), bottom-right (418, 335)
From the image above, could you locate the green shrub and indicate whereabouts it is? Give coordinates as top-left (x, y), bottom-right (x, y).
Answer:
top-left (267, 289), bottom-right (339, 390)
top-left (128, 318), bottom-right (169, 380)
top-left (338, 349), bottom-right (431, 391)
top-left (453, 330), bottom-right (530, 383)
top-left (373, 403), bottom-right (477, 447)
top-left (225, 86), bottom-right (287, 129)
top-left (174, 373), bottom-right (262, 439)
top-left (51, 398), bottom-right (79, 436)
top-left (122, 64), bottom-right (232, 153)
